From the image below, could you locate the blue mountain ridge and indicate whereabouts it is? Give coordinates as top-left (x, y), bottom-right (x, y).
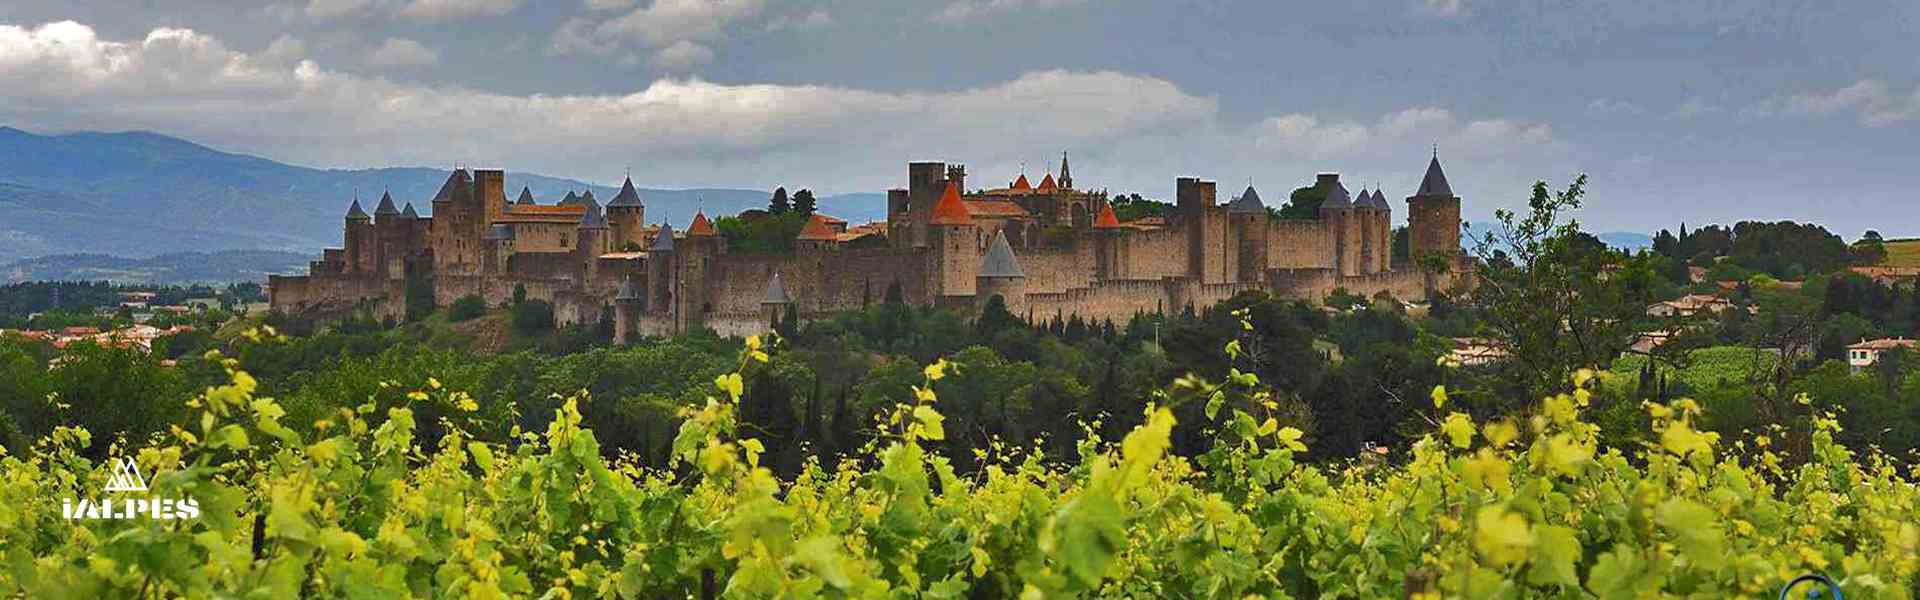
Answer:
top-left (0, 126), bottom-right (889, 264)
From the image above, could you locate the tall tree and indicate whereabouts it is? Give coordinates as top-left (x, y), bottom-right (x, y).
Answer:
top-left (769, 187), bottom-right (790, 215)
top-left (1464, 175), bottom-right (1666, 400)
top-left (792, 189), bottom-right (817, 216)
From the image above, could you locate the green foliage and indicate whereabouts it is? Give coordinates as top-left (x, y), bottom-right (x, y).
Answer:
top-left (447, 294), bottom-right (487, 323)
top-left (510, 299), bottom-right (556, 337)
top-left (768, 186), bottom-right (789, 215)
top-left (1107, 193), bottom-right (1168, 222)
top-left (1277, 180), bottom-right (1329, 219)
top-left (791, 188), bottom-right (816, 216)
top-left (715, 210), bottom-right (811, 254)
top-left (402, 269), bottom-right (435, 323)
top-left (0, 324), bottom-right (1911, 599)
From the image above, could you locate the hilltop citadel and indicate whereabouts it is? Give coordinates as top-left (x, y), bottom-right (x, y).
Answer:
top-left (268, 153), bottom-right (1468, 339)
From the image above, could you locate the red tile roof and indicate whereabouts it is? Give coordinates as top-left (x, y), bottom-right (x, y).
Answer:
top-left (797, 214), bottom-right (839, 241)
top-left (687, 211), bottom-right (717, 237)
top-left (1036, 173), bottom-right (1058, 191)
top-left (1093, 203), bottom-right (1122, 229)
top-left (1011, 174), bottom-right (1032, 191)
top-left (962, 199), bottom-right (1030, 218)
top-left (929, 181), bottom-right (974, 226)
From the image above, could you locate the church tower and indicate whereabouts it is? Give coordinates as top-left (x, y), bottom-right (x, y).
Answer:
top-left (606, 176), bottom-right (647, 251)
top-left (1316, 174), bottom-right (1359, 277)
top-left (1059, 151), bottom-right (1073, 190)
top-left (575, 197), bottom-right (608, 284)
top-left (343, 197), bottom-right (371, 275)
top-left (647, 225), bottom-right (681, 333)
top-left (1406, 152), bottom-right (1462, 266)
top-left (928, 180), bottom-right (979, 298)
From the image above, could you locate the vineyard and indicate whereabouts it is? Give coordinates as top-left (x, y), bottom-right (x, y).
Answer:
top-left (0, 327), bottom-right (1915, 599)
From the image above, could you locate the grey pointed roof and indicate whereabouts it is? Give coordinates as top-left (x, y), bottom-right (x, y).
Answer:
top-left (484, 223), bottom-right (514, 240)
top-left (515, 186), bottom-right (536, 205)
top-left (1416, 155), bottom-right (1454, 197)
top-left (978, 230), bottom-right (1026, 278)
top-left (650, 224), bottom-right (676, 252)
top-left (580, 190), bottom-right (596, 204)
top-left (560, 191), bottom-right (581, 205)
top-left (615, 275), bottom-right (641, 301)
top-left (345, 198), bottom-right (369, 220)
top-left (608, 177), bottom-right (644, 208)
top-left (1353, 189), bottom-right (1384, 210)
top-left (762, 272), bottom-right (791, 305)
top-left (400, 202), bottom-right (419, 219)
top-left (1321, 179), bottom-right (1352, 209)
top-left (374, 190), bottom-right (399, 215)
top-left (1227, 185), bottom-right (1266, 214)
top-left (431, 169), bottom-right (471, 202)
top-left (576, 199), bottom-right (608, 229)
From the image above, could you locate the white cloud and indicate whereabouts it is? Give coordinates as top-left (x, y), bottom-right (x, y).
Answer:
top-left (648, 40), bottom-right (713, 70)
top-left (766, 9), bottom-right (832, 32)
top-left (396, 0), bottom-right (521, 21)
top-left (1783, 79), bottom-right (1920, 127)
top-left (1415, 0), bottom-right (1467, 18)
top-left (0, 21), bottom-right (1218, 191)
top-left (934, 0), bottom-right (1086, 23)
top-left (1253, 107), bottom-right (1551, 160)
top-left (553, 0), bottom-right (766, 69)
top-left (366, 37), bottom-right (439, 68)
top-left (584, 0), bottom-right (637, 11)
top-left (260, 35), bottom-right (309, 65)
top-left (548, 18), bottom-right (611, 56)
top-left (597, 0), bottom-right (764, 47)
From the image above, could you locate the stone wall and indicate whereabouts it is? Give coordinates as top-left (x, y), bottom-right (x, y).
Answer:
top-left (1021, 243), bottom-right (1095, 294)
top-left (1266, 220), bottom-right (1335, 269)
top-left (1120, 227), bottom-right (1189, 280)
top-left (1027, 278), bottom-right (1174, 324)
top-left (267, 273), bottom-right (392, 318)
top-left (698, 247), bottom-right (931, 317)
top-left (510, 222), bottom-right (578, 253)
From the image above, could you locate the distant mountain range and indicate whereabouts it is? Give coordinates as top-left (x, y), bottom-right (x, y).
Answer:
top-left (0, 127), bottom-right (889, 265)
top-left (0, 250), bottom-right (314, 285)
top-left (1462, 222), bottom-right (1654, 252)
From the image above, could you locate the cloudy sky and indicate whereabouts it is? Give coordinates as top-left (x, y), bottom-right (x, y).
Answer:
top-left (2, 0), bottom-right (1915, 236)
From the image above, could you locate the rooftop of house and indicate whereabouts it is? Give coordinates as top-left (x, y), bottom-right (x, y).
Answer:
top-left (1848, 337), bottom-right (1918, 351)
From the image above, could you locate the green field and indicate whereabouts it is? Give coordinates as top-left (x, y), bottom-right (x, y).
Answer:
top-left (1882, 239), bottom-right (1920, 267)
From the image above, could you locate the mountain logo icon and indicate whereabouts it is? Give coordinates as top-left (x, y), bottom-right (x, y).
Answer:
top-left (102, 457), bottom-right (148, 493)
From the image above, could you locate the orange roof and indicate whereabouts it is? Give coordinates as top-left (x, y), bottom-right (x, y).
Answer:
top-left (797, 214), bottom-right (839, 241)
top-left (1036, 173), bottom-right (1058, 191)
top-left (1011, 174), bottom-right (1032, 191)
top-left (816, 214), bottom-right (846, 225)
top-left (962, 199), bottom-right (1030, 218)
top-left (1093, 203), bottom-right (1122, 229)
top-left (687, 211), bottom-right (717, 237)
top-left (929, 181), bottom-right (973, 226)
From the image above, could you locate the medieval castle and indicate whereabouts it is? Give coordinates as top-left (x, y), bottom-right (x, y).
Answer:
top-left (268, 153), bottom-right (1466, 340)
